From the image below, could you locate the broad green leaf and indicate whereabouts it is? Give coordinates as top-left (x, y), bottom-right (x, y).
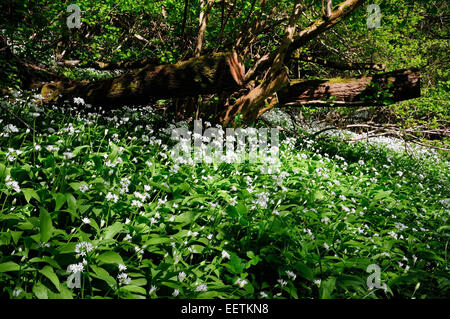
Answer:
top-left (22, 188), bottom-right (40, 203)
top-left (228, 253), bottom-right (245, 274)
top-left (56, 242), bottom-right (77, 254)
top-left (97, 251), bottom-right (124, 264)
top-left (104, 222), bottom-right (123, 240)
top-left (130, 278), bottom-right (147, 287)
top-left (235, 202), bottom-right (248, 215)
top-left (145, 237), bottom-right (172, 246)
top-left (120, 285), bottom-right (146, 295)
top-left (90, 265), bottom-right (116, 288)
top-left (226, 205), bottom-right (239, 218)
top-left (40, 207), bottom-right (53, 242)
top-left (29, 256), bottom-right (62, 269)
top-left (108, 143), bottom-right (119, 161)
top-left (33, 282), bottom-right (48, 299)
top-left (66, 193), bottom-right (78, 214)
top-left (174, 212), bottom-right (194, 223)
top-left (73, 145), bottom-right (90, 156)
top-left (10, 231), bottom-right (23, 244)
top-left (58, 284), bottom-right (74, 299)
top-left (0, 261), bottom-right (20, 272)
top-left (54, 193), bottom-right (66, 211)
top-left (39, 266), bottom-right (60, 292)
top-left (372, 190), bottom-right (393, 203)
top-left (295, 262), bottom-right (313, 281)
top-left (320, 277), bottom-right (337, 299)
top-left (0, 163), bottom-right (8, 180)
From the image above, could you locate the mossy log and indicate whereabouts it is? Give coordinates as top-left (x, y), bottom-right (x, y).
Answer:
top-left (277, 68), bottom-right (420, 107)
top-left (41, 51), bottom-right (245, 105)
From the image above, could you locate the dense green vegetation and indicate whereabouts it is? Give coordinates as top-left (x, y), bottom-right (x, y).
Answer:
top-left (0, 0), bottom-right (448, 299)
top-left (0, 93), bottom-right (449, 298)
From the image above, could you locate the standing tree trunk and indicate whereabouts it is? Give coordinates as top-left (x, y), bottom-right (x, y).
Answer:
top-left (194, 0), bottom-right (214, 57)
top-left (181, 0), bottom-right (190, 40)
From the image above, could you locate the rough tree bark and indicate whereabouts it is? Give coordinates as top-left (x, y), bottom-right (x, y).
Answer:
top-left (41, 51), bottom-right (245, 106)
top-left (195, 0), bottom-right (214, 57)
top-left (277, 68), bottom-right (420, 107)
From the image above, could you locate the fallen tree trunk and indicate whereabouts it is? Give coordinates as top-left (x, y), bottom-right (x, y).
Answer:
top-left (41, 51), bottom-right (245, 105)
top-left (277, 68), bottom-right (420, 107)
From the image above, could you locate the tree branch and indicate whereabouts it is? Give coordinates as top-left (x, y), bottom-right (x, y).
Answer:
top-left (246, 0), bottom-right (367, 81)
top-left (194, 0), bottom-right (214, 57)
top-left (219, 1), bottom-right (303, 126)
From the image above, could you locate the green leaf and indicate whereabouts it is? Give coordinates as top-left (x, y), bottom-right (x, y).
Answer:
top-left (0, 163), bottom-right (8, 180)
top-left (97, 251), bottom-right (124, 264)
top-left (10, 231), bottom-right (23, 244)
top-left (320, 277), bottom-right (337, 299)
top-left (87, 218), bottom-right (100, 233)
top-left (372, 190), bottom-right (393, 203)
top-left (56, 242), bottom-right (77, 254)
top-left (130, 278), bottom-right (147, 287)
top-left (235, 202), bottom-right (248, 215)
top-left (226, 206), bottom-right (239, 218)
top-left (103, 222), bottom-right (123, 240)
top-left (66, 193), bottom-right (78, 214)
top-left (33, 282), bottom-right (48, 299)
top-left (22, 188), bottom-right (40, 203)
top-left (58, 284), bottom-right (74, 299)
top-left (39, 207), bottom-right (53, 242)
top-left (73, 145), bottom-right (90, 156)
top-left (145, 237), bottom-right (172, 246)
top-left (0, 261), bottom-right (20, 272)
top-left (174, 212), bottom-right (194, 224)
top-left (120, 285), bottom-right (146, 295)
top-left (228, 253), bottom-right (245, 274)
top-left (438, 225), bottom-right (450, 232)
top-left (39, 266), bottom-right (60, 292)
top-left (53, 193), bottom-right (66, 211)
top-left (29, 256), bottom-right (62, 269)
top-left (108, 143), bottom-right (119, 161)
top-left (90, 265), bottom-right (116, 288)
top-left (295, 262), bottom-right (313, 281)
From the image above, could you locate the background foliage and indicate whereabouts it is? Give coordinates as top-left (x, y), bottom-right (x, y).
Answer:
top-left (0, 0), bottom-right (449, 299)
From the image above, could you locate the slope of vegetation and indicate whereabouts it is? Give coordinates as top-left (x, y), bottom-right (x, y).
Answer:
top-left (1, 93), bottom-right (448, 299)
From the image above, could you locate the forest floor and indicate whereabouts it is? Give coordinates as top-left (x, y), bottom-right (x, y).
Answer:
top-left (0, 90), bottom-right (449, 299)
